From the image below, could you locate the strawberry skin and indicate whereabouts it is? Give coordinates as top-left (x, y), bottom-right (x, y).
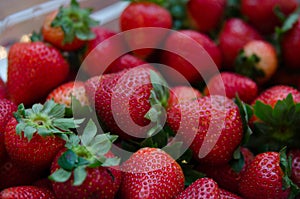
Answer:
top-left (168, 86), bottom-right (202, 108)
top-left (50, 149), bottom-right (122, 199)
top-left (239, 152), bottom-right (290, 199)
top-left (219, 18), bottom-right (262, 69)
top-left (4, 118), bottom-right (65, 172)
top-left (219, 188), bottom-right (242, 199)
top-left (204, 72), bottom-right (258, 103)
top-left (7, 41), bottom-right (69, 106)
top-left (167, 95), bottom-right (243, 165)
top-left (187, 0), bottom-right (226, 32)
top-left (175, 177), bottom-right (220, 199)
top-left (0, 186), bottom-right (56, 199)
top-left (120, 147), bottom-right (184, 199)
top-left (288, 149), bottom-right (300, 187)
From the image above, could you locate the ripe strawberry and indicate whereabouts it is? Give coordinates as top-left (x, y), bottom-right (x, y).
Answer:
top-left (175, 177), bottom-right (220, 199)
top-left (161, 30), bottom-right (222, 85)
top-left (241, 0), bottom-right (298, 34)
top-left (4, 100), bottom-right (82, 172)
top-left (282, 16), bottom-right (300, 70)
top-left (49, 120), bottom-right (122, 199)
top-left (82, 27), bottom-right (124, 76)
top-left (168, 86), bottom-right (202, 108)
top-left (0, 99), bottom-right (17, 163)
top-left (219, 188), bottom-right (242, 199)
top-left (288, 149), bottom-right (300, 187)
top-left (0, 77), bottom-right (7, 99)
top-left (0, 186), bottom-right (56, 199)
top-left (120, 2), bottom-right (172, 59)
top-left (187, 0), bottom-right (226, 32)
top-left (84, 75), bottom-right (102, 106)
top-left (42, 0), bottom-right (98, 51)
top-left (239, 151), bottom-right (298, 199)
top-left (167, 95), bottom-right (243, 165)
top-left (33, 178), bottom-right (54, 192)
top-left (204, 72), bottom-right (258, 103)
top-left (219, 18), bottom-right (262, 69)
top-left (95, 66), bottom-right (169, 139)
top-left (235, 40), bottom-right (278, 83)
top-left (120, 147), bottom-right (184, 199)
top-left (198, 147), bottom-right (254, 193)
top-left (47, 81), bottom-right (89, 107)
top-left (7, 41), bottom-right (69, 106)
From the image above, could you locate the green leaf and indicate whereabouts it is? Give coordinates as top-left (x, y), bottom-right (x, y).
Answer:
top-left (181, 164), bottom-right (206, 187)
top-left (48, 168), bottom-right (72, 183)
top-left (81, 119), bottom-right (97, 146)
top-left (281, 10), bottom-right (300, 33)
top-left (16, 122), bottom-right (26, 136)
top-left (58, 149), bottom-right (78, 171)
top-left (102, 157), bottom-right (121, 167)
top-left (88, 138), bottom-right (112, 157)
top-left (229, 148), bottom-right (245, 173)
top-left (66, 134), bottom-right (81, 149)
top-left (253, 101), bottom-right (275, 124)
top-left (73, 166), bottom-right (87, 186)
top-left (24, 126), bottom-right (36, 141)
top-left (32, 103), bottom-right (43, 114)
top-left (48, 103), bottom-right (65, 118)
top-left (273, 6), bottom-right (286, 23)
top-left (52, 118), bottom-right (82, 130)
top-left (37, 127), bottom-right (53, 137)
top-left (163, 142), bottom-right (183, 159)
top-left (149, 70), bottom-right (169, 108)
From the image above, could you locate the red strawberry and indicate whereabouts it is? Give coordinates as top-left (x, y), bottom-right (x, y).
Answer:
top-left (33, 178), bottom-right (54, 192)
top-left (175, 177), bottom-right (220, 199)
top-left (95, 66), bottom-right (169, 139)
top-left (83, 27), bottom-right (124, 76)
top-left (219, 188), bottom-right (242, 199)
top-left (42, 0), bottom-right (98, 51)
top-left (168, 86), bottom-right (202, 108)
top-left (0, 159), bottom-right (40, 190)
top-left (120, 2), bottom-right (172, 59)
top-left (120, 147), bottom-right (184, 199)
top-left (47, 81), bottom-right (89, 107)
top-left (167, 95), bottom-right (243, 165)
top-left (0, 99), bottom-right (17, 163)
top-left (235, 40), bottom-right (278, 83)
top-left (0, 77), bottom-right (7, 99)
top-left (4, 100), bottom-right (82, 172)
top-left (219, 18), bottom-right (262, 69)
top-left (84, 75), bottom-right (102, 106)
top-left (288, 149), bottom-right (300, 187)
top-left (161, 30), bottom-right (222, 85)
top-left (49, 120), bottom-right (122, 199)
top-left (187, 0), bottom-right (226, 32)
top-left (241, 0), bottom-right (298, 34)
top-left (239, 151), bottom-right (295, 199)
top-left (197, 147), bottom-right (254, 193)
top-left (7, 41), bottom-right (69, 106)
top-left (0, 186), bottom-right (56, 199)
top-left (282, 16), bottom-right (300, 70)
top-left (204, 72), bottom-right (258, 103)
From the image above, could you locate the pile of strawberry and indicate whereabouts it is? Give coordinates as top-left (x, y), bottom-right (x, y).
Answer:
top-left (2, 0), bottom-right (300, 198)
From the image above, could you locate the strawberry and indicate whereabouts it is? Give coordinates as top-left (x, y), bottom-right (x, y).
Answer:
top-left (219, 18), bottom-right (262, 69)
top-left (82, 26), bottom-right (124, 76)
top-left (4, 100), bottom-right (83, 172)
top-left (239, 150), bottom-right (299, 199)
top-left (288, 149), bottom-right (300, 187)
top-left (120, 147), bottom-right (184, 199)
top-left (197, 147), bottom-right (254, 193)
top-left (235, 40), bottom-right (278, 84)
top-left (175, 177), bottom-right (220, 199)
top-left (33, 178), bottom-right (54, 192)
top-left (95, 66), bottom-right (169, 139)
top-left (167, 95), bottom-right (243, 165)
top-left (0, 98), bottom-right (17, 163)
top-left (47, 81), bottom-right (89, 107)
top-left (84, 75), bottom-right (102, 106)
top-left (241, 0), bottom-right (298, 34)
top-left (42, 0), bottom-right (98, 51)
top-left (0, 186), bottom-right (56, 199)
top-left (204, 72), bottom-right (258, 103)
top-left (219, 188), bottom-right (242, 199)
top-left (168, 86), bottom-right (202, 108)
top-left (187, 0), bottom-right (226, 32)
top-left (7, 41), bottom-right (69, 106)
top-left (120, 2), bottom-right (172, 59)
top-left (161, 30), bottom-right (222, 85)
top-left (0, 77), bottom-right (7, 99)
top-left (49, 120), bottom-right (122, 199)
top-left (282, 16), bottom-right (300, 70)
top-left (0, 158), bottom-right (40, 190)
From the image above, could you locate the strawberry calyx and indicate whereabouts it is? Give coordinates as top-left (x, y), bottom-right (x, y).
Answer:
top-left (49, 119), bottom-right (120, 186)
top-left (280, 147), bottom-right (300, 199)
top-left (51, 0), bottom-right (98, 44)
top-left (13, 100), bottom-right (84, 142)
top-left (253, 94), bottom-right (300, 148)
top-left (235, 50), bottom-right (265, 82)
top-left (144, 70), bottom-right (169, 137)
